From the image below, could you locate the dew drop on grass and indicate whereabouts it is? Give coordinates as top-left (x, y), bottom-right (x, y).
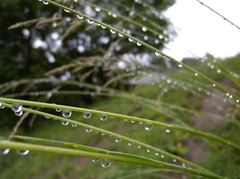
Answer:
top-left (137, 42), bottom-right (142, 46)
top-left (11, 103), bottom-right (22, 112)
top-left (100, 158), bottom-right (111, 168)
top-left (115, 138), bottom-right (121, 142)
top-left (155, 153), bottom-right (159, 156)
top-left (142, 26), bottom-right (147, 32)
top-left (17, 150), bottom-right (29, 156)
top-left (131, 120), bottom-right (136, 124)
top-left (62, 121), bottom-right (69, 126)
top-left (55, 108), bottom-right (62, 112)
top-left (128, 142), bottom-right (134, 146)
top-left (101, 25), bottom-right (106, 29)
top-left (212, 84), bottom-right (216, 87)
top-left (237, 100), bottom-right (240, 103)
top-left (118, 33), bottom-right (123, 37)
top-left (1, 148), bottom-right (10, 155)
top-left (161, 155), bottom-right (165, 158)
top-left (144, 122), bottom-right (153, 131)
top-left (42, 0), bottom-right (49, 5)
top-left (111, 13), bottom-right (117, 18)
top-left (165, 128), bottom-right (171, 133)
top-left (173, 159), bottom-right (177, 162)
top-left (83, 112), bottom-right (91, 119)
top-left (95, 7), bottom-right (101, 12)
top-left (15, 111), bottom-right (23, 116)
top-left (100, 114), bottom-right (107, 121)
top-left (110, 29), bottom-right (116, 34)
top-left (178, 64), bottom-right (182, 68)
top-left (92, 157), bottom-right (99, 163)
top-left (101, 133), bottom-right (106, 136)
top-left (194, 73), bottom-right (198, 76)
top-left (155, 52), bottom-right (160, 56)
top-left (64, 9), bottom-right (70, 13)
top-left (86, 128), bottom-right (92, 132)
top-left (217, 69), bottom-right (221, 73)
top-left (62, 109), bottom-right (72, 118)
top-left (87, 19), bottom-right (94, 24)
top-left (146, 149), bottom-right (150, 153)
top-left (0, 102), bottom-right (4, 109)
top-left (77, 15), bottom-right (84, 19)
top-left (128, 38), bottom-right (133, 42)
top-left (137, 145), bottom-right (141, 149)
top-left (72, 124), bottom-right (77, 127)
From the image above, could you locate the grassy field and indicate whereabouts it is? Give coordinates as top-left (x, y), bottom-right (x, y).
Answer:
top-left (1, 55), bottom-right (240, 179)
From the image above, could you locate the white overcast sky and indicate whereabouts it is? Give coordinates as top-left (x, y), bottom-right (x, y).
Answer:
top-left (163, 0), bottom-right (240, 61)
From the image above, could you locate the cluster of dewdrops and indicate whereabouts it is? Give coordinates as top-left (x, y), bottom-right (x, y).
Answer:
top-left (0, 101), bottom-right (194, 169)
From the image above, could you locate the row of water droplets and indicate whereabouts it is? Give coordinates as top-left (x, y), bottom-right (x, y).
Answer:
top-left (37, 0), bottom-right (236, 100)
top-left (2, 102), bottom-right (190, 169)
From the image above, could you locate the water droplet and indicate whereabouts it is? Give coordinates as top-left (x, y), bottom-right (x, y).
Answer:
top-left (194, 73), bottom-right (198, 76)
top-left (178, 64), bottom-right (182, 68)
top-left (112, 13), bottom-right (117, 18)
top-left (110, 29), bottom-right (116, 34)
top-left (101, 133), bottom-right (106, 136)
top-left (137, 145), bottom-right (141, 149)
top-left (155, 153), bottom-right (159, 156)
top-left (64, 9), bottom-right (70, 13)
top-left (128, 38), bottom-right (133, 42)
top-left (217, 69), bottom-right (221, 73)
top-left (115, 138), bottom-right (121, 142)
top-left (173, 159), bottom-right (177, 162)
top-left (159, 34), bottom-right (163, 39)
top-left (17, 150), bottom-right (29, 156)
top-left (128, 142), bottom-right (134, 146)
top-left (77, 15), bottom-right (84, 19)
top-left (182, 163), bottom-right (186, 167)
top-left (44, 116), bottom-right (50, 119)
top-left (55, 108), bottom-right (62, 112)
top-left (161, 155), bottom-right (165, 158)
top-left (131, 120), bottom-right (136, 124)
top-left (92, 157), bottom-right (99, 163)
top-left (86, 128), bottom-right (92, 132)
top-left (100, 158), bottom-right (111, 168)
top-left (72, 124), bottom-right (77, 127)
top-left (165, 128), bottom-right (171, 133)
top-left (146, 149), bottom-right (150, 153)
top-left (124, 119), bottom-right (128, 122)
top-left (137, 42), bottom-right (142, 46)
top-left (62, 109), bottom-right (72, 118)
top-left (237, 99), bottom-right (240, 103)
top-left (155, 52), bottom-right (160, 56)
top-left (62, 121), bottom-right (69, 126)
top-left (15, 110), bottom-right (23, 116)
top-left (212, 84), bottom-right (216, 87)
top-left (118, 33), bottom-right (123, 37)
top-left (11, 103), bottom-right (22, 112)
top-left (83, 112), bottom-right (91, 119)
top-left (87, 19), bottom-right (94, 24)
top-left (42, 0), bottom-right (49, 5)
top-left (1, 148), bottom-right (10, 155)
top-left (0, 102), bottom-right (4, 109)
top-left (100, 114), bottom-right (107, 121)
top-left (142, 26), bottom-right (147, 32)
top-left (144, 122), bottom-right (153, 131)
top-left (101, 25), bottom-right (106, 29)
top-left (226, 93), bottom-right (229, 96)
top-left (95, 7), bottom-right (101, 12)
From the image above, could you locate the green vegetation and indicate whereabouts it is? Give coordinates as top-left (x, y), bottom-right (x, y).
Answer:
top-left (0, 0), bottom-right (240, 178)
